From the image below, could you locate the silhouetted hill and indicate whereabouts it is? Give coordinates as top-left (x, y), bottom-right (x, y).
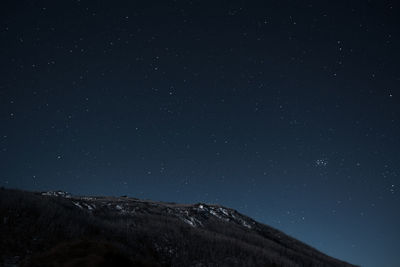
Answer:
top-left (0, 188), bottom-right (357, 267)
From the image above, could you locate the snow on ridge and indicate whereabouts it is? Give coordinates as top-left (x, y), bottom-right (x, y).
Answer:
top-left (208, 207), bottom-right (230, 222)
top-left (205, 206), bottom-right (253, 229)
top-left (241, 220), bottom-right (252, 229)
top-left (182, 218), bottom-right (195, 227)
top-left (42, 191), bottom-right (71, 198)
top-left (219, 207), bottom-right (230, 216)
top-left (81, 197), bottom-right (95, 201)
top-left (63, 194), bottom-right (253, 230)
top-left (73, 201), bottom-right (83, 209)
top-left (104, 202), bottom-right (137, 214)
top-left (70, 200), bottom-right (96, 211)
top-left (194, 203), bottom-right (208, 212)
top-left (180, 215), bottom-right (203, 227)
top-left (209, 209), bottom-right (222, 219)
top-left (83, 203), bottom-right (95, 210)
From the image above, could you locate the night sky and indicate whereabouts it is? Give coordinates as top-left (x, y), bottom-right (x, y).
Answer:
top-left (1, 1), bottom-right (399, 266)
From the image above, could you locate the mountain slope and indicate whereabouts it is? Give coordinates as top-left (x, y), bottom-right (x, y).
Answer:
top-left (0, 188), bottom-right (357, 267)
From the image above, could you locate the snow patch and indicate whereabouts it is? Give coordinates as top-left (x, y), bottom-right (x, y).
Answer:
top-left (182, 218), bottom-right (195, 227)
top-left (180, 216), bottom-right (202, 227)
top-left (241, 220), bottom-right (252, 229)
top-left (42, 191), bottom-right (71, 198)
top-left (73, 202), bottom-right (83, 209)
top-left (209, 210), bottom-right (225, 220)
top-left (219, 208), bottom-right (229, 216)
top-left (115, 204), bottom-right (129, 213)
top-left (209, 208), bottom-right (230, 222)
top-left (83, 203), bottom-right (95, 210)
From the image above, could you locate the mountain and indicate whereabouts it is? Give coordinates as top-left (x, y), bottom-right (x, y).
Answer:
top-left (0, 188), bottom-right (357, 267)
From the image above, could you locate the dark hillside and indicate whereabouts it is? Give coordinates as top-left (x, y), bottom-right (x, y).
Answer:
top-left (0, 188), bottom-right (357, 267)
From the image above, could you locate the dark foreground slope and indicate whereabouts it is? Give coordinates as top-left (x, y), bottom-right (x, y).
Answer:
top-left (0, 188), bottom-right (357, 267)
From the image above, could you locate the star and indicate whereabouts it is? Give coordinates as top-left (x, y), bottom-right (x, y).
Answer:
top-left (315, 159), bottom-right (328, 167)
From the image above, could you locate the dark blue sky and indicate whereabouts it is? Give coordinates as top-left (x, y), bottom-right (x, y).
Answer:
top-left (1, 1), bottom-right (399, 266)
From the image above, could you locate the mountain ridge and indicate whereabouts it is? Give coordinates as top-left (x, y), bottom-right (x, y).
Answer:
top-left (0, 188), bottom-right (358, 267)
